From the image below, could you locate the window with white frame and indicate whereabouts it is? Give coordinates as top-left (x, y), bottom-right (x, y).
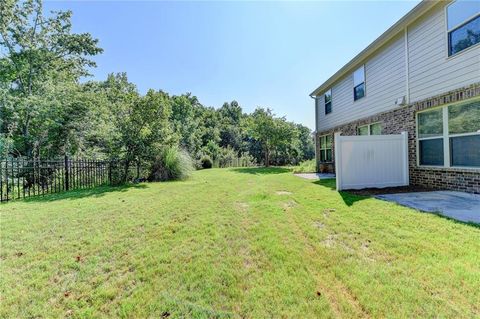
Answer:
top-left (324, 89), bottom-right (332, 114)
top-left (353, 65), bottom-right (365, 101)
top-left (447, 0), bottom-right (480, 56)
top-left (357, 122), bottom-right (382, 136)
top-left (417, 99), bottom-right (480, 167)
top-left (319, 134), bottom-right (332, 162)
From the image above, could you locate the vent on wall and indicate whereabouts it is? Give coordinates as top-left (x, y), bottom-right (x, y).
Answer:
top-left (395, 96), bottom-right (406, 106)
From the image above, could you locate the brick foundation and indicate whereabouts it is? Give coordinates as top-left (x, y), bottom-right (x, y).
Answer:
top-left (315, 83), bottom-right (480, 194)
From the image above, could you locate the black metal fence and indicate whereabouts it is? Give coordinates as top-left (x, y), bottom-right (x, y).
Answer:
top-left (0, 157), bottom-right (143, 203)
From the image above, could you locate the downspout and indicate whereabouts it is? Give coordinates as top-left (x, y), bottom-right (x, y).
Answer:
top-left (404, 26), bottom-right (410, 104)
top-left (309, 94), bottom-right (320, 173)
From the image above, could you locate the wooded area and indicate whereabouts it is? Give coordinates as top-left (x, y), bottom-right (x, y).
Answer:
top-left (0, 0), bottom-right (314, 176)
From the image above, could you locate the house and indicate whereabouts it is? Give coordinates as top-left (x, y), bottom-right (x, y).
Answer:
top-left (310, 0), bottom-right (480, 193)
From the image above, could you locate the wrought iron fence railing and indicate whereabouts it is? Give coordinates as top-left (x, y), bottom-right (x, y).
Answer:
top-left (0, 157), bottom-right (142, 203)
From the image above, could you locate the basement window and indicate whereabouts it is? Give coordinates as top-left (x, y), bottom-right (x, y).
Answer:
top-left (447, 0), bottom-right (480, 56)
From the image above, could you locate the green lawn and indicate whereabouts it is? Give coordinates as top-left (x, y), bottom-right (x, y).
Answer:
top-left (1, 168), bottom-right (479, 318)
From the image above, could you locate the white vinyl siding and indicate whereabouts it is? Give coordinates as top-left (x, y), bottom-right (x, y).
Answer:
top-left (316, 33), bottom-right (406, 132)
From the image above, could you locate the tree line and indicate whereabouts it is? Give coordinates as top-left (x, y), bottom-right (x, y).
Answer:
top-left (0, 0), bottom-right (314, 170)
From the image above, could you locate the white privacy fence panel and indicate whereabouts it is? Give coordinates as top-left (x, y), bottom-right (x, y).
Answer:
top-left (334, 132), bottom-right (409, 191)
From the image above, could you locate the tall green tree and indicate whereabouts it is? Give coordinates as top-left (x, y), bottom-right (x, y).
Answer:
top-left (0, 0), bottom-right (102, 156)
top-left (170, 94), bottom-right (202, 155)
top-left (218, 101), bottom-right (245, 151)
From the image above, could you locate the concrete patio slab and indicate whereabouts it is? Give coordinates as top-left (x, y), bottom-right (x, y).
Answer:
top-left (294, 173), bottom-right (336, 180)
top-left (376, 191), bottom-right (480, 224)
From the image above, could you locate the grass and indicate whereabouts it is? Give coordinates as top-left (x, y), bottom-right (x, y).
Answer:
top-left (1, 167), bottom-right (479, 318)
top-left (291, 159), bottom-right (316, 173)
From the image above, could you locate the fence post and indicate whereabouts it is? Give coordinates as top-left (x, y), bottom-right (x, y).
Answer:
top-left (108, 161), bottom-right (112, 185)
top-left (136, 161), bottom-right (140, 180)
top-left (334, 132), bottom-right (342, 191)
top-left (401, 131), bottom-right (409, 186)
top-left (2, 160), bottom-right (6, 202)
top-left (64, 155), bottom-right (70, 191)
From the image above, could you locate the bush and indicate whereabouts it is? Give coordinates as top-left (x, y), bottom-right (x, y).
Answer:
top-left (200, 155), bottom-right (213, 169)
top-left (292, 159), bottom-right (316, 173)
top-left (148, 146), bottom-right (194, 181)
top-left (218, 147), bottom-right (237, 168)
top-left (239, 152), bottom-right (256, 167)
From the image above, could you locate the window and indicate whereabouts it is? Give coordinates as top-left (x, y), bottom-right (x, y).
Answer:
top-left (417, 99), bottom-right (480, 167)
top-left (370, 123), bottom-right (382, 135)
top-left (319, 135), bottom-right (332, 162)
top-left (448, 101), bottom-right (480, 167)
top-left (447, 0), bottom-right (480, 56)
top-left (418, 108), bottom-right (444, 166)
top-left (357, 122), bottom-right (382, 136)
top-left (358, 125), bottom-right (369, 136)
top-left (353, 65), bottom-right (365, 101)
top-left (324, 89), bottom-right (332, 114)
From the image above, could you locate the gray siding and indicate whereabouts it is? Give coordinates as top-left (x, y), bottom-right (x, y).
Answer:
top-left (408, 4), bottom-right (480, 102)
top-left (315, 2), bottom-right (480, 133)
top-left (317, 33), bottom-right (406, 132)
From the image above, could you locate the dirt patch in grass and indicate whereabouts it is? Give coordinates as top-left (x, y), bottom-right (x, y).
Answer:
top-left (235, 202), bottom-right (250, 213)
top-left (323, 208), bottom-right (336, 218)
top-left (346, 185), bottom-right (438, 196)
top-left (321, 234), bottom-right (338, 248)
top-left (282, 200), bottom-right (298, 211)
top-left (312, 221), bottom-right (324, 229)
top-left (276, 191), bottom-right (292, 195)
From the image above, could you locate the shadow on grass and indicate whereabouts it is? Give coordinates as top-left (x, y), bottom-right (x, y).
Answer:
top-left (432, 213), bottom-right (480, 229)
top-left (19, 183), bottom-right (148, 204)
top-left (313, 178), bottom-right (369, 206)
top-left (231, 167), bottom-right (291, 175)
top-left (315, 179), bottom-right (480, 227)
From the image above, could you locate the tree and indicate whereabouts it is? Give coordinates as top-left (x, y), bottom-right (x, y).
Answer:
top-left (170, 94), bottom-right (202, 155)
top-left (218, 101), bottom-right (245, 151)
top-left (103, 74), bottom-right (173, 180)
top-left (0, 0), bottom-right (102, 156)
top-left (0, 0), bottom-right (314, 169)
top-left (296, 123), bottom-right (315, 161)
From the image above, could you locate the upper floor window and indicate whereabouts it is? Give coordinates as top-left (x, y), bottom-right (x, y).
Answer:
top-left (353, 65), bottom-right (365, 101)
top-left (324, 89), bottom-right (332, 114)
top-left (447, 0), bottom-right (480, 56)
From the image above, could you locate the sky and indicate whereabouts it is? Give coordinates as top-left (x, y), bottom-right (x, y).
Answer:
top-left (44, 0), bottom-right (420, 129)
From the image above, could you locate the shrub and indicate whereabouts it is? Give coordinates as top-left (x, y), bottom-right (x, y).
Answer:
top-left (200, 155), bottom-right (213, 169)
top-left (148, 146), bottom-right (193, 181)
top-left (239, 152), bottom-right (256, 167)
top-left (292, 159), bottom-right (316, 173)
top-left (218, 147), bottom-right (237, 168)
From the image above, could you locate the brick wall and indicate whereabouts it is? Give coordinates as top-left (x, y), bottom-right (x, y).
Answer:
top-left (315, 82), bottom-right (480, 193)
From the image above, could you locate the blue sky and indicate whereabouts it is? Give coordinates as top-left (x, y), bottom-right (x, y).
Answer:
top-left (45, 0), bottom-right (420, 129)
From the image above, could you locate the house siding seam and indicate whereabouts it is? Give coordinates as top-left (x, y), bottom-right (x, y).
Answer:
top-left (315, 82), bottom-right (480, 194)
